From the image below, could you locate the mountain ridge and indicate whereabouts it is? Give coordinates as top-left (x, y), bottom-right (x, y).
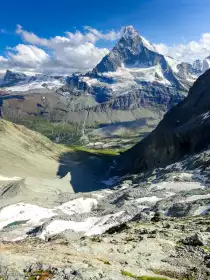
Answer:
top-left (119, 68), bottom-right (210, 173)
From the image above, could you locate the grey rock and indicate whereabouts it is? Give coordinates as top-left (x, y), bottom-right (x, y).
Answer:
top-left (183, 233), bottom-right (206, 246)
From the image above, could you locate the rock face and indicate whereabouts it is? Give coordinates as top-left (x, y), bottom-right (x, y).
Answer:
top-left (119, 69), bottom-right (210, 173)
top-left (3, 70), bottom-right (28, 86)
top-left (94, 26), bottom-right (171, 74)
top-left (192, 57), bottom-right (210, 75)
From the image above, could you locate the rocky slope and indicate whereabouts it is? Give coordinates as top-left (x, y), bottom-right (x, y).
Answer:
top-left (119, 68), bottom-right (210, 173)
top-left (1, 145), bottom-right (210, 279)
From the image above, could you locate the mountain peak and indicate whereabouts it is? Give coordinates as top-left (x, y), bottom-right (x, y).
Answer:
top-left (122, 25), bottom-right (139, 39)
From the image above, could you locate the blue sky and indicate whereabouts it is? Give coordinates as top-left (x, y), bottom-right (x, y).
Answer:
top-left (0, 0), bottom-right (210, 74)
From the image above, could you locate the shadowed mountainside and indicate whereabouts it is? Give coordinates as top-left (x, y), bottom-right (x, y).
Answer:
top-left (56, 149), bottom-right (117, 193)
top-left (119, 69), bottom-right (210, 173)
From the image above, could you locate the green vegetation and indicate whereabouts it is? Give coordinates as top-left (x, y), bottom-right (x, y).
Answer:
top-left (72, 145), bottom-right (120, 156)
top-left (7, 116), bottom-right (124, 155)
top-left (120, 271), bottom-right (168, 280)
top-left (8, 116), bottom-right (83, 145)
top-left (3, 220), bottom-right (29, 229)
top-left (201, 245), bottom-right (210, 252)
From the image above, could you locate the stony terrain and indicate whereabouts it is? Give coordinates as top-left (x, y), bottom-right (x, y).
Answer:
top-left (1, 141), bottom-right (210, 279)
top-left (2, 214), bottom-right (210, 280)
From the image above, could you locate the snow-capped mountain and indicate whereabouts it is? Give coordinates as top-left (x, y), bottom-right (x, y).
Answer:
top-left (0, 70), bottom-right (66, 92)
top-left (88, 25), bottom-right (196, 92)
top-left (93, 25), bottom-right (158, 73)
top-left (191, 57), bottom-right (210, 75)
top-left (1, 26), bottom-right (209, 129)
top-left (65, 26), bottom-right (195, 106)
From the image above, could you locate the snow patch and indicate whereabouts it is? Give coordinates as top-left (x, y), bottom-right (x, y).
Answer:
top-left (136, 196), bottom-right (162, 204)
top-left (0, 175), bottom-right (21, 181)
top-left (0, 203), bottom-right (56, 230)
top-left (152, 181), bottom-right (205, 191)
top-left (39, 211), bottom-right (125, 239)
top-left (184, 194), bottom-right (210, 202)
top-left (193, 204), bottom-right (210, 216)
top-left (56, 197), bottom-right (98, 215)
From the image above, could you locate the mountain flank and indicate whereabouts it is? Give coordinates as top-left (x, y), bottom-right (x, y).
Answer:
top-left (119, 68), bottom-right (210, 173)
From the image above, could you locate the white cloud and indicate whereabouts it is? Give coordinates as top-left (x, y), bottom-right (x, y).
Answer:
top-left (0, 56), bottom-right (8, 62)
top-left (155, 33), bottom-right (210, 62)
top-left (0, 25), bottom-right (117, 74)
top-left (8, 44), bottom-right (49, 67)
top-left (84, 26), bottom-right (121, 41)
top-left (16, 25), bottom-right (48, 46)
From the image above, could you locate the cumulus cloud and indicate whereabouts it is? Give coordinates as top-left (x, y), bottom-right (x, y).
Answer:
top-left (0, 25), bottom-right (119, 74)
top-left (16, 25), bottom-right (48, 46)
top-left (8, 44), bottom-right (49, 67)
top-left (0, 56), bottom-right (8, 62)
top-left (155, 33), bottom-right (210, 62)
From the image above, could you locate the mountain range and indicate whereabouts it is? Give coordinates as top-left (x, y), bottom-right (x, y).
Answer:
top-left (0, 26), bottom-right (209, 141)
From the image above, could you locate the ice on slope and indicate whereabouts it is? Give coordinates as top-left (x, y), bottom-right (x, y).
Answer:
top-left (57, 197), bottom-right (98, 215)
top-left (183, 194), bottom-right (210, 203)
top-left (193, 204), bottom-right (210, 216)
top-left (0, 203), bottom-right (56, 230)
top-left (39, 211), bottom-right (125, 239)
top-left (0, 197), bottom-right (98, 232)
top-left (0, 175), bottom-right (21, 181)
top-left (4, 79), bottom-right (64, 92)
top-left (82, 64), bottom-right (171, 97)
top-left (165, 56), bottom-right (180, 73)
top-left (141, 36), bottom-right (157, 52)
top-left (203, 57), bottom-right (210, 72)
top-left (136, 196), bottom-right (162, 204)
top-left (150, 181), bottom-right (205, 192)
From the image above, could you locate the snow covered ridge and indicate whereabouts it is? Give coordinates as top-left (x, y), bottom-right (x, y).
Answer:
top-left (0, 70), bottom-right (66, 92)
top-left (68, 26), bottom-right (208, 100)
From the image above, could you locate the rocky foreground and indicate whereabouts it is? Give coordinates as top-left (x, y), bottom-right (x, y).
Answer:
top-left (1, 212), bottom-right (210, 279)
top-left (1, 146), bottom-right (210, 279)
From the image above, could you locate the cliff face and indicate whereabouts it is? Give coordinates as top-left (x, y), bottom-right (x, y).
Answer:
top-left (119, 69), bottom-right (210, 173)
